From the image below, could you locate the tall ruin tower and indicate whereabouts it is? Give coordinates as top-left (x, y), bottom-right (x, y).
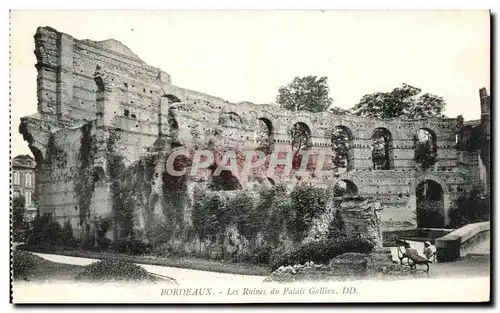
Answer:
top-left (479, 87), bottom-right (491, 194)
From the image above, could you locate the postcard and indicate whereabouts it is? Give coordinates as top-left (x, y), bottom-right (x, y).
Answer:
top-left (9, 9), bottom-right (491, 304)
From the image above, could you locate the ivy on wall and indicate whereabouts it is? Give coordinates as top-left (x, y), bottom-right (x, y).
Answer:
top-left (74, 122), bottom-right (97, 228)
top-left (189, 183), bottom-right (332, 247)
top-left (106, 129), bottom-right (130, 239)
top-left (285, 184), bottom-right (331, 242)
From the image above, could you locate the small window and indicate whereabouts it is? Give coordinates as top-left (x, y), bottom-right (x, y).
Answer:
top-left (131, 113), bottom-right (136, 119)
top-left (124, 109), bottom-right (130, 117)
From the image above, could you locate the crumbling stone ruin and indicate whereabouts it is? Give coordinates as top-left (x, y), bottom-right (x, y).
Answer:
top-left (19, 27), bottom-right (490, 251)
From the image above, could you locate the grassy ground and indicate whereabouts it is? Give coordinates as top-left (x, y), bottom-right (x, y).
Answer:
top-left (12, 250), bottom-right (174, 283)
top-left (12, 254), bottom-right (86, 282)
top-left (18, 244), bottom-right (271, 276)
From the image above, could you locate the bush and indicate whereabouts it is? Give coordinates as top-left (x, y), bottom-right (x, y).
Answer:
top-left (249, 245), bottom-right (272, 265)
top-left (228, 191), bottom-right (265, 241)
top-left (75, 259), bottom-right (157, 282)
top-left (28, 213), bottom-right (64, 246)
top-left (145, 220), bottom-right (174, 250)
top-left (12, 196), bottom-right (29, 242)
top-left (270, 235), bottom-right (374, 271)
top-left (80, 235), bottom-right (112, 252)
top-left (61, 220), bottom-right (77, 247)
top-left (285, 184), bottom-right (331, 242)
top-left (191, 191), bottom-right (230, 240)
top-left (12, 250), bottom-right (43, 279)
top-left (108, 238), bottom-right (152, 256)
top-left (449, 187), bottom-right (490, 228)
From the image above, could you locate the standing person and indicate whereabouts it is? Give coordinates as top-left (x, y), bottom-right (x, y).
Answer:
top-left (423, 241), bottom-right (437, 262)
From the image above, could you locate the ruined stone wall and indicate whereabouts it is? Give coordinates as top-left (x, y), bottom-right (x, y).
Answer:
top-left (20, 26), bottom-right (484, 234)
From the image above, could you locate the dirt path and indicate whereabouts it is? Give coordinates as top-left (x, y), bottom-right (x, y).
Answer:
top-left (32, 252), bottom-right (267, 285)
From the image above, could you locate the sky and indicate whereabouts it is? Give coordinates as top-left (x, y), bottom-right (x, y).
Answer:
top-left (10, 10), bottom-right (490, 157)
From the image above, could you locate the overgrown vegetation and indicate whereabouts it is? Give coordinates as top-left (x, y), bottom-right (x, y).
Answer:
top-left (74, 122), bottom-right (97, 228)
top-left (270, 235), bottom-right (374, 271)
top-left (414, 129), bottom-right (438, 170)
top-left (74, 259), bottom-right (157, 282)
top-left (28, 213), bottom-right (75, 247)
top-left (190, 183), bottom-right (332, 253)
top-left (191, 190), bottom-right (230, 241)
top-left (12, 195), bottom-right (29, 242)
top-left (286, 184), bottom-right (331, 242)
top-left (106, 129), bottom-right (135, 240)
top-left (331, 126), bottom-right (351, 169)
top-left (448, 186), bottom-right (490, 229)
top-left (12, 249), bottom-right (44, 279)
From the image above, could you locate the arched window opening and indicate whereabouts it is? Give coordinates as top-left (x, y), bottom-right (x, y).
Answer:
top-left (333, 179), bottom-right (358, 197)
top-left (371, 128), bottom-right (393, 170)
top-left (167, 108), bottom-right (180, 144)
top-left (255, 117), bottom-right (274, 153)
top-left (416, 180), bottom-right (445, 228)
top-left (289, 122), bottom-right (312, 172)
top-left (331, 125), bottom-right (354, 171)
top-left (415, 128), bottom-right (438, 170)
top-left (210, 170), bottom-right (242, 191)
top-left (219, 112), bottom-right (243, 128)
top-left (164, 94), bottom-right (181, 104)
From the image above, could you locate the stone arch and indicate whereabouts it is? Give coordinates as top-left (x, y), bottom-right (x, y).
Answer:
top-left (371, 127), bottom-right (394, 170)
top-left (255, 117), bottom-right (275, 152)
top-left (258, 117), bottom-right (274, 136)
top-left (219, 111), bottom-right (243, 127)
top-left (287, 115), bottom-right (315, 134)
top-left (331, 125), bottom-right (355, 171)
top-left (28, 142), bottom-right (46, 166)
top-left (289, 121), bottom-right (313, 156)
top-left (164, 94), bottom-right (181, 104)
top-left (415, 180), bottom-right (445, 228)
top-left (409, 173), bottom-right (448, 192)
top-left (333, 179), bottom-right (359, 196)
top-left (410, 174), bottom-right (450, 227)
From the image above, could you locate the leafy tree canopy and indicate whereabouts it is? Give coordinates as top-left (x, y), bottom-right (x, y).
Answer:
top-left (276, 76), bottom-right (333, 113)
top-left (351, 83), bottom-right (446, 119)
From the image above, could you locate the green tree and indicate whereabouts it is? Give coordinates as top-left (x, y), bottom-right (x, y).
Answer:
top-left (12, 195), bottom-right (28, 242)
top-left (351, 83), bottom-right (446, 119)
top-left (414, 130), bottom-right (438, 170)
top-left (276, 76), bottom-right (333, 113)
top-left (290, 123), bottom-right (312, 159)
top-left (371, 129), bottom-right (391, 170)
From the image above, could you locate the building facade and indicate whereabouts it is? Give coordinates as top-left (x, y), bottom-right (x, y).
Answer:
top-left (12, 155), bottom-right (37, 219)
